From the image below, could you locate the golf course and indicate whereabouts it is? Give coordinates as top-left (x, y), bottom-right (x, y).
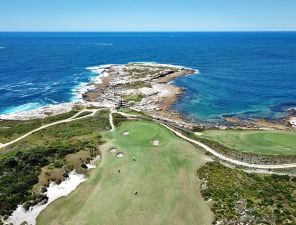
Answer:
top-left (37, 120), bottom-right (213, 225)
top-left (200, 130), bottom-right (296, 155)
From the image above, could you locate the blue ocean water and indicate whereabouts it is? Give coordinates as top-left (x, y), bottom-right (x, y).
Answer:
top-left (0, 32), bottom-right (295, 123)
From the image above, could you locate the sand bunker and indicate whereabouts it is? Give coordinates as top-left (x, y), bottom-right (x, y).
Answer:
top-left (110, 148), bottom-right (117, 153)
top-left (116, 152), bottom-right (124, 158)
top-left (86, 155), bottom-right (101, 169)
top-left (6, 171), bottom-right (86, 225)
top-left (153, 140), bottom-right (160, 146)
top-left (123, 131), bottom-right (130, 136)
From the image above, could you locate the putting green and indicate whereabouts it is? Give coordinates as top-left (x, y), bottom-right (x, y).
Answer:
top-left (201, 130), bottom-right (296, 155)
top-left (124, 122), bottom-right (160, 143)
top-left (37, 120), bottom-right (213, 225)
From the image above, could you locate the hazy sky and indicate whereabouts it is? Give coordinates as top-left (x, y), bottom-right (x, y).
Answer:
top-left (0, 0), bottom-right (296, 31)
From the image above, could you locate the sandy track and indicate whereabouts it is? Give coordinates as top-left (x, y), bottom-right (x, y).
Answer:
top-left (0, 109), bottom-right (99, 150)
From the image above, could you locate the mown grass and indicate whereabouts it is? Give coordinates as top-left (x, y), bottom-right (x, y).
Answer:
top-left (201, 130), bottom-right (296, 155)
top-left (38, 120), bottom-right (213, 225)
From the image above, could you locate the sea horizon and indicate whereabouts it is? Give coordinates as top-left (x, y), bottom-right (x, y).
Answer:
top-left (1, 31), bottom-right (296, 123)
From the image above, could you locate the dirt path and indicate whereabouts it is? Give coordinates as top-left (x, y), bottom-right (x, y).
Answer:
top-left (109, 111), bottom-right (115, 132)
top-left (0, 109), bottom-right (99, 150)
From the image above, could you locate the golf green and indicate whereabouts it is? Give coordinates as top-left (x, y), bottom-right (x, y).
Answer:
top-left (201, 130), bottom-right (296, 155)
top-left (37, 120), bottom-right (213, 225)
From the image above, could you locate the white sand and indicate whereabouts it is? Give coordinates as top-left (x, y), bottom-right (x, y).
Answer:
top-left (116, 152), bottom-right (124, 158)
top-left (153, 140), bottom-right (160, 146)
top-left (5, 171), bottom-right (86, 225)
top-left (290, 117), bottom-right (296, 128)
top-left (110, 148), bottom-right (117, 153)
top-left (86, 155), bottom-right (101, 169)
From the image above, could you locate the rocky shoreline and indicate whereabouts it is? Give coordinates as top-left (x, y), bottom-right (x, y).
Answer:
top-left (224, 109), bottom-right (296, 130)
top-left (0, 62), bottom-right (295, 131)
top-left (82, 63), bottom-right (197, 110)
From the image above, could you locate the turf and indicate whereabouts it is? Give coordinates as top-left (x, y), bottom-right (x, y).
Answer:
top-left (201, 130), bottom-right (296, 155)
top-left (37, 120), bottom-right (213, 225)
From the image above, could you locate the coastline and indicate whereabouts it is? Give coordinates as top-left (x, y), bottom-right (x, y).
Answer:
top-left (1, 62), bottom-right (295, 131)
top-left (0, 62), bottom-right (198, 122)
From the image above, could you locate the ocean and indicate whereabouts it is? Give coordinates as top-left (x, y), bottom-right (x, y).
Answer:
top-left (0, 32), bottom-right (295, 123)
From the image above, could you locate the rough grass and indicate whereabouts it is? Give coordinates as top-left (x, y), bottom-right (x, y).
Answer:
top-left (124, 94), bottom-right (143, 102)
top-left (201, 130), bottom-right (296, 155)
top-left (0, 110), bottom-right (79, 143)
top-left (0, 110), bottom-right (109, 218)
top-left (1, 110), bottom-right (110, 155)
top-left (37, 120), bottom-right (213, 225)
top-left (197, 162), bottom-right (296, 224)
top-left (123, 81), bottom-right (152, 89)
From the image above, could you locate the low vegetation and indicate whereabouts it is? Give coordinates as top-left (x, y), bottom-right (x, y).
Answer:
top-left (124, 94), bottom-right (143, 102)
top-left (0, 110), bottom-right (79, 143)
top-left (123, 81), bottom-right (152, 89)
top-left (197, 162), bottom-right (296, 224)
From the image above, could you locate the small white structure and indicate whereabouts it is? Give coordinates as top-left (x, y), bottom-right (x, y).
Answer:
top-left (123, 131), bottom-right (130, 136)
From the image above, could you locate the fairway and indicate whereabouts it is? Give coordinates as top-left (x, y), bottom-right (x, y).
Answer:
top-left (201, 130), bottom-right (296, 155)
top-left (38, 120), bottom-right (213, 225)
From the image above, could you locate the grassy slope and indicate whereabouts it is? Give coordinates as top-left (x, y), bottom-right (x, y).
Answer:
top-left (37, 121), bottom-right (213, 225)
top-left (0, 110), bottom-right (79, 143)
top-left (201, 130), bottom-right (296, 155)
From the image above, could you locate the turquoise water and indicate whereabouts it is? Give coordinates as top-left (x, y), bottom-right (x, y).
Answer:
top-left (0, 32), bottom-right (295, 123)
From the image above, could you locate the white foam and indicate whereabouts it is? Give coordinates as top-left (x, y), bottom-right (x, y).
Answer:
top-left (93, 43), bottom-right (113, 46)
top-left (0, 102), bottom-right (75, 120)
top-left (1, 102), bottom-right (43, 115)
top-left (290, 117), bottom-right (296, 128)
top-left (72, 82), bottom-right (97, 101)
top-left (5, 171), bottom-right (86, 225)
top-left (72, 65), bottom-right (113, 100)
